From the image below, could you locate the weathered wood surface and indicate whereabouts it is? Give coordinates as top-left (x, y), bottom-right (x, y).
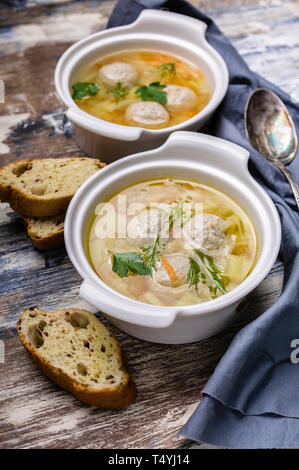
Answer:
top-left (0, 0), bottom-right (297, 449)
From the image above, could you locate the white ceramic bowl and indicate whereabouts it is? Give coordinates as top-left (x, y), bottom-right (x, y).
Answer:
top-left (55, 9), bottom-right (228, 162)
top-left (64, 131), bottom-right (281, 344)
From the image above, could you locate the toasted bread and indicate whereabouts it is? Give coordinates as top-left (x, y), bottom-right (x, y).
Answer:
top-left (0, 157), bottom-right (105, 217)
top-left (22, 214), bottom-right (65, 251)
top-left (17, 307), bottom-right (136, 409)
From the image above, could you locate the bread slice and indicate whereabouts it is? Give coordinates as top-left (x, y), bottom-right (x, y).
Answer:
top-left (17, 307), bottom-right (136, 409)
top-left (0, 157), bottom-right (105, 217)
top-left (22, 214), bottom-right (65, 251)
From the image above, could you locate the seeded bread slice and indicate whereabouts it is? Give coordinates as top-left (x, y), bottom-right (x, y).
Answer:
top-left (0, 157), bottom-right (105, 217)
top-left (17, 307), bottom-right (136, 409)
top-left (22, 214), bottom-right (65, 251)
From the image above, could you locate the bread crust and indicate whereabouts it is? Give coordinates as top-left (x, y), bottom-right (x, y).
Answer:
top-left (17, 308), bottom-right (136, 409)
top-left (10, 190), bottom-right (71, 217)
top-left (0, 158), bottom-right (105, 217)
top-left (22, 216), bottom-right (65, 251)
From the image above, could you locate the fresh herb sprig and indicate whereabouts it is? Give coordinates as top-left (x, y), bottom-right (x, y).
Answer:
top-left (168, 200), bottom-right (192, 230)
top-left (187, 256), bottom-right (202, 294)
top-left (187, 249), bottom-right (227, 298)
top-left (139, 202), bottom-right (189, 270)
top-left (72, 82), bottom-right (99, 100)
top-left (111, 82), bottom-right (129, 104)
top-left (135, 82), bottom-right (167, 104)
top-left (169, 201), bottom-right (183, 231)
top-left (140, 235), bottom-right (161, 273)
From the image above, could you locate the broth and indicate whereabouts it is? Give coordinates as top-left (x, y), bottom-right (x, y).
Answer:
top-left (87, 178), bottom-right (257, 307)
top-left (72, 50), bottom-right (211, 129)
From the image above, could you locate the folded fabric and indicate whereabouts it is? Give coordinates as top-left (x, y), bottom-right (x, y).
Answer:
top-left (108, 0), bottom-right (299, 448)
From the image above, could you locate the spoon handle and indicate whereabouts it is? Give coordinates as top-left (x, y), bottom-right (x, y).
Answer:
top-left (276, 164), bottom-right (299, 211)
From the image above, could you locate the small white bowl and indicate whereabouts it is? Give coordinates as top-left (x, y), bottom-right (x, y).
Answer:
top-left (64, 132), bottom-right (281, 344)
top-left (55, 9), bottom-right (228, 162)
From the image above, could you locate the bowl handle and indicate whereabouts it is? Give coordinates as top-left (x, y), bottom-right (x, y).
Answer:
top-left (133, 9), bottom-right (207, 42)
top-left (160, 131), bottom-right (250, 173)
top-left (80, 279), bottom-right (177, 329)
top-left (67, 107), bottom-right (142, 141)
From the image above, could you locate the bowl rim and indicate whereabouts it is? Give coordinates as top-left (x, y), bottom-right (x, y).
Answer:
top-left (64, 131), bottom-right (282, 317)
top-left (54, 9), bottom-right (229, 139)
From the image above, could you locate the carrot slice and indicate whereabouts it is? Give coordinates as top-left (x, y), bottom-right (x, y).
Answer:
top-left (161, 256), bottom-right (176, 282)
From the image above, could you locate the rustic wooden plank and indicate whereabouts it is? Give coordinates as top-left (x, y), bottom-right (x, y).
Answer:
top-left (191, 0), bottom-right (299, 101)
top-left (0, 0), bottom-right (115, 164)
top-left (0, 0), bottom-right (297, 449)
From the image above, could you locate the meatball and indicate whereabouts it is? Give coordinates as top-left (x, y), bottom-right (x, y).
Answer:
top-left (202, 214), bottom-right (225, 249)
top-left (127, 208), bottom-right (169, 245)
top-left (165, 85), bottom-right (197, 113)
top-left (98, 62), bottom-right (138, 89)
top-left (153, 253), bottom-right (190, 288)
top-left (183, 213), bottom-right (225, 250)
top-left (125, 101), bottom-right (169, 128)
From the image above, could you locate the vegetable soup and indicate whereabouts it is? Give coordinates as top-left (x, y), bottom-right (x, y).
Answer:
top-left (72, 50), bottom-right (211, 129)
top-left (87, 178), bottom-right (257, 307)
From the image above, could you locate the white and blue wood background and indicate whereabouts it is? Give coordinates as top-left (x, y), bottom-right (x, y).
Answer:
top-left (0, 0), bottom-right (298, 449)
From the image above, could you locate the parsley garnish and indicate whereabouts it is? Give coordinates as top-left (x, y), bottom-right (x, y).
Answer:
top-left (72, 82), bottom-right (99, 100)
top-left (135, 82), bottom-right (167, 104)
top-left (111, 82), bottom-right (129, 104)
top-left (187, 249), bottom-right (227, 298)
top-left (111, 252), bottom-right (151, 278)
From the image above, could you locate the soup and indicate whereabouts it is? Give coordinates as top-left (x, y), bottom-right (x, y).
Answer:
top-left (72, 50), bottom-right (211, 129)
top-left (87, 178), bottom-right (257, 307)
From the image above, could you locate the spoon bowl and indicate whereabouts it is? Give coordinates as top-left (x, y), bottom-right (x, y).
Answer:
top-left (245, 88), bottom-right (297, 165)
top-left (245, 87), bottom-right (299, 210)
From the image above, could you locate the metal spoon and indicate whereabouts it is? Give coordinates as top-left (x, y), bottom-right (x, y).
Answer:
top-left (245, 87), bottom-right (299, 210)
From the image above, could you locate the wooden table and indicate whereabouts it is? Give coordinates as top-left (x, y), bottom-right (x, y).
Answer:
top-left (0, 0), bottom-right (297, 449)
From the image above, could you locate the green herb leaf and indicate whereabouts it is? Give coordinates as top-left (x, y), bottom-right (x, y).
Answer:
top-left (112, 252), bottom-right (151, 278)
top-left (135, 82), bottom-right (167, 104)
top-left (187, 249), bottom-right (227, 298)
top-left (156, 62), bottom-right (177, 79)
top-left (72, 82), bottom-right (100, 100)
top-left (111, 82), bottom-right (129, 104)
